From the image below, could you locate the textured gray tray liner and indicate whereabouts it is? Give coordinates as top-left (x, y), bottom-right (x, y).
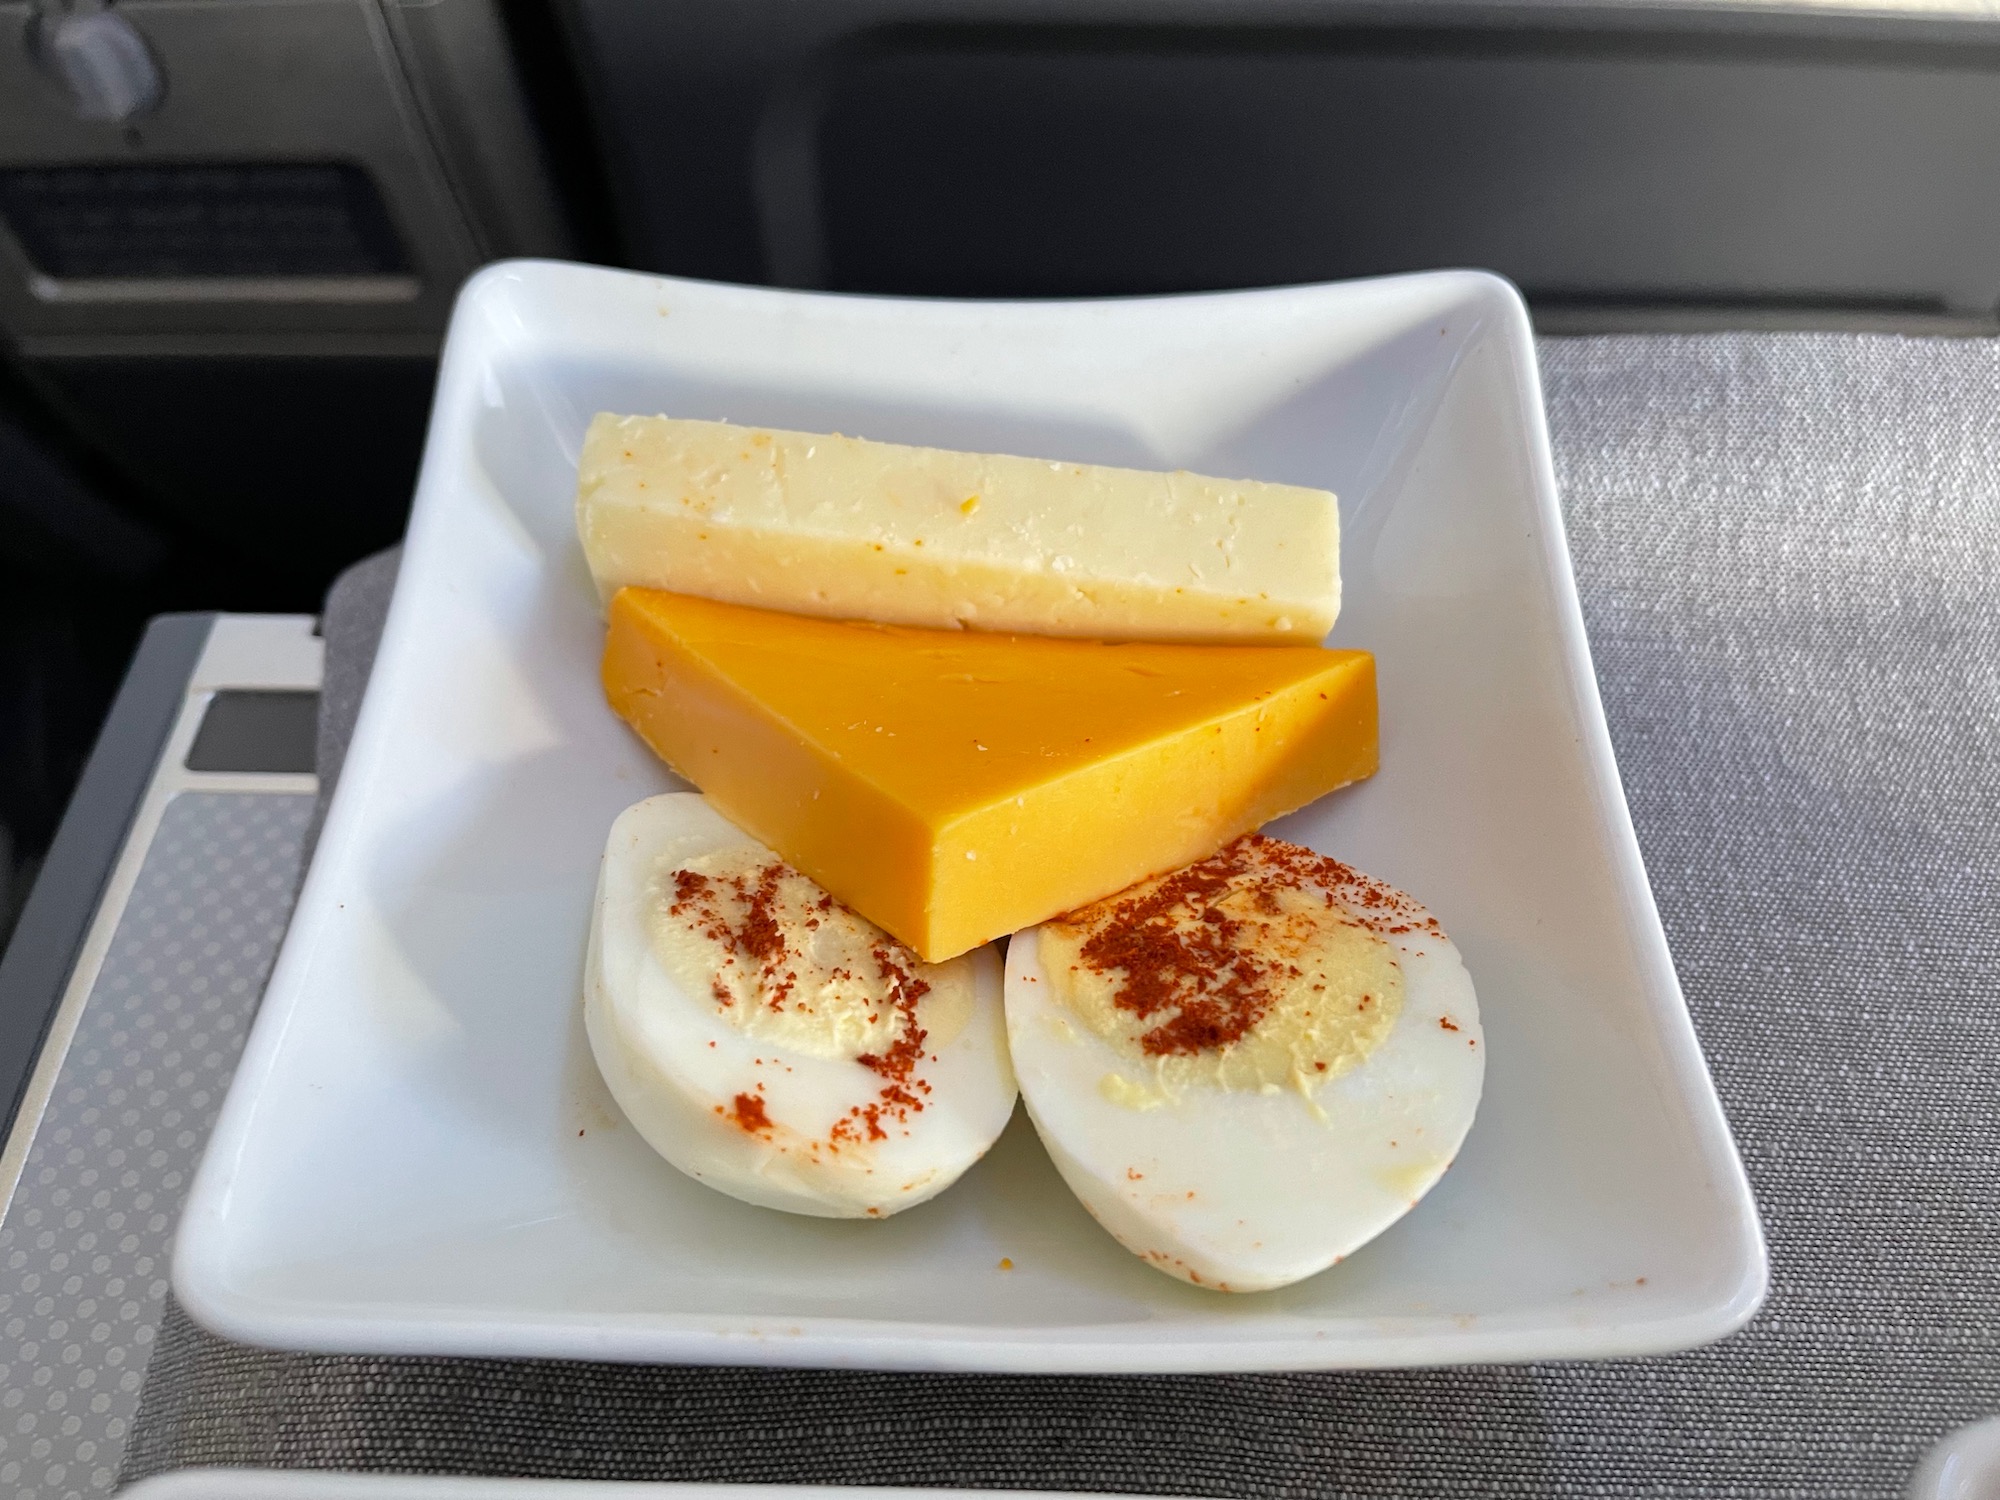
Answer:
top-left (0, 793), bottom-right (314, 1499)
top-left (125, 334), bottom-right (2000, 1498)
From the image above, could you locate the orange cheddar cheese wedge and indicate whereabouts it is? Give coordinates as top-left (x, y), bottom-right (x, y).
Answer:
top-left (602, 589), bottom-right (1378, 961)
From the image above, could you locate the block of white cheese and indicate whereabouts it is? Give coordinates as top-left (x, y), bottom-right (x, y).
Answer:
top-left (575, 414), bottom-right (1341, 643)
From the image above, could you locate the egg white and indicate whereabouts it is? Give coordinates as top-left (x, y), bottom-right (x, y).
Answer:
top-left (586, 793), bottom-right (1015, 1218)
top-left (1005, 877), bottom-right (1484, 1291)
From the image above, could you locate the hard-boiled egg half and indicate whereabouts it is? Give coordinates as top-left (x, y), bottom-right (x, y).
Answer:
top-left (1006, 833), bottom-right (1483, 1291)
top-left (586, 793), bottom-right (1015, 1217)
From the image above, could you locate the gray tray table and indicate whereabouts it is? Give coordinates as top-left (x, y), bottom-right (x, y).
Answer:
top-left (1, 331), bottom-right (1997, 1499)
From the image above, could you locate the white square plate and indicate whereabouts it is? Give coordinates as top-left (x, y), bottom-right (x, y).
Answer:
top-left (175, 261), bottom-right (1764, 1371)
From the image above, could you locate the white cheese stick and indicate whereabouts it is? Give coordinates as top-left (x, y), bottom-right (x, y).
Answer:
top-left (575, 415), bottom-right (1340, 643)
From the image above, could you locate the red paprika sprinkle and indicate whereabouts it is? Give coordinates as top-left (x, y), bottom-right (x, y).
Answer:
top-left (729, 1091), bottom-right (772, 1134)
top-left (1053, 833), bottom-right (1444, 1057)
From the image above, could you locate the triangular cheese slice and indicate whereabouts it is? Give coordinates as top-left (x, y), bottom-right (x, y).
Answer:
top-left (603, 589), bottom-right (1377, 960)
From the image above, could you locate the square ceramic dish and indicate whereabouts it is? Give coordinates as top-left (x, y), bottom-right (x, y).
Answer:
top-left (174, 261), bottom-right (1764, 1370)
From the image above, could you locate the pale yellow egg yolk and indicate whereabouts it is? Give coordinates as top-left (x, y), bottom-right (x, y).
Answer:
top-left (1039, 835), bottom-right (1410, 1104)
top-left (649, 848), bottom-right (972, 1060)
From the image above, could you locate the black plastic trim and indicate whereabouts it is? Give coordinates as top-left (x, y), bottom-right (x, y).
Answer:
top-left (184, 690), bottom-right (320, 775)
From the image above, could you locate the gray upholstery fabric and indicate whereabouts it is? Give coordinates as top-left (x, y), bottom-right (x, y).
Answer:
top-left (122, 333), bottom-right (2000, 1498)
